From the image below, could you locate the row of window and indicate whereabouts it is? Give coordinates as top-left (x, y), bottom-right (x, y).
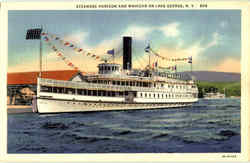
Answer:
top-left (40, 86), bottom-right (136, 97)
top-left (40, 86), bottom-right (195, 99)
top-left (99, 66), bottom-right (119, 71)
top-left (138, 92), bottom-right (193, 99)
top-left (90, 80), bottom-right (151, 87)
top-left (167, 84), bottom-right (191, 90)
top-left (89, 80), bottom-right (195, 90)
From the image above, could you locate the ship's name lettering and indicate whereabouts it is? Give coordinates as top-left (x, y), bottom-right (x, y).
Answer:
top-left (76, 4), bottom-right (97, 8)
top-left (98, 4), bottom-right (118, 8)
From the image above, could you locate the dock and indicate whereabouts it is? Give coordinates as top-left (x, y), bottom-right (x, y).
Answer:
top-left (7, 105), bottom-right (33, 113)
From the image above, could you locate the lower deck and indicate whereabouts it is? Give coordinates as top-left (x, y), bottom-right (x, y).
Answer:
top-left (38, 91), bottom-right (198, 104)
top-left (34, 97), bottom-right (196, 113)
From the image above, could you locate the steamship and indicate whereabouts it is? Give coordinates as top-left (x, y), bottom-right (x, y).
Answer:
top-left (32, 37), bottom-right (198, 113)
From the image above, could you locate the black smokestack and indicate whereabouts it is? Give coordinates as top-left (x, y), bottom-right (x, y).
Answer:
top-left (123, 36), bottom-right (132, 70)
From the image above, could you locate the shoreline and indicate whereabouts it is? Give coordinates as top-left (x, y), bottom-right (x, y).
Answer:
top-left (7, 105), bottom-right (33, 113)
top-left (7, 105), bottom-right (32, 109)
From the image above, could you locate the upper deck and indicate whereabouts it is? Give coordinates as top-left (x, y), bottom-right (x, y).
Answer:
top-left (38, 62), bottom-right (198, 94)
top-left (86, 62), bottom-right (194, 84)
top-left (38, 76), bottom-right (198, 94)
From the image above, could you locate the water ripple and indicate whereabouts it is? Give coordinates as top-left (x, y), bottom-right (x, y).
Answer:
top-left (8, 98), bottom-right (241, 153)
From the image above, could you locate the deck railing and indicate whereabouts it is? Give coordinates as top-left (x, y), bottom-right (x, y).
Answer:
top-left (38, 78), bottom-right (197, 93)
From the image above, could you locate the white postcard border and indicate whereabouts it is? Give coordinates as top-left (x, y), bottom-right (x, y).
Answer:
top-left (1, 1), bottom-right (248, 162)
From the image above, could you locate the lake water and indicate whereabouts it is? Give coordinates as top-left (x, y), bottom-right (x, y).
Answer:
top-left (8, 98), bottom-right (240, 153)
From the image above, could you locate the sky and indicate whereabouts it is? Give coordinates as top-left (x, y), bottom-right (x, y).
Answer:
top-left (8, 10), bottom-right (241, 73)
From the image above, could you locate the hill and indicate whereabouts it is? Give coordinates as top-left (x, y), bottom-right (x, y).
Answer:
top-left (181, 71), bottom-right (240, 82)
top-left (197, 81), bottom-right (241, 98)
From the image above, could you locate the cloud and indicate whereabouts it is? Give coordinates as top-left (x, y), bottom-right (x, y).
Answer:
top-left (81, 25), bottom-right (153, 62)
top-left (121, 23), bottom-right (181, 40)
top-left (122, 25), bottom-right (152, 40)
top-left (176, 39), bottom-right (184, 49)
top-left (90, 37), bottom-right (121, 55)
top-left (63, 31), bottom-right (89, 45)
top-left (183, 42), bottom-right (204, 58)
top-left (206, 32), bottom-right (220, 49)
top-left (210, 58), bottom-right (240, 73)
top-left (8, 25), bottom-right (225, 73)
top-left (44, 50), bottom-right (102, 72)
top-left (60, 25), bottom-right (152, 56)
top-left (45, 52), bottom-right (60, 61)
top-left (142, 32), bottom-right (222, 70)
top-left (160, 22), bottom-right (180, 37)
top-left (219, 21), bottom-right (228, 28)
top-left (181, 32), bottom-right (221, 59)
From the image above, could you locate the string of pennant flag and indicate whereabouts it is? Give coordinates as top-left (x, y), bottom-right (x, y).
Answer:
top-left (41, 32), bottom-right (102, 60)
top-left (145, 45), bottom-right (192, 63)
top-left (42, 33), bottom-right (79, 71)
top-left (41, 32), bottom-right (119, 70)
top-left (40, 32), bottom-right (192, 72)
top-left (56, 51), bottom-right (79, 71)
top-left (150, 60), bottom-right (177, 71)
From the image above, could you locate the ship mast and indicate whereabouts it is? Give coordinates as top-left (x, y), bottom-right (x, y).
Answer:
top-left (149, 52), bottom-right (151, 69)
top-left (39, 26), bottom-right (43, 78)
top-left (26, 27), bottom-right (43, 77)
top-left (145, 43), bottom-right (151, 70)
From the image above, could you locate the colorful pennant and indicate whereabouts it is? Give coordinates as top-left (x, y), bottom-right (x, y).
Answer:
top-left (45, 33), bottom-right (102, 61)
top-left (145, 46), bottom-right (192, 63)
top-left (42, 35), bottom-right (79, 71)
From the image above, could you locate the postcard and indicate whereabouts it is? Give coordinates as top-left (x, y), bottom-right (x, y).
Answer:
top-left (1, 0), bottom-right (249, 162)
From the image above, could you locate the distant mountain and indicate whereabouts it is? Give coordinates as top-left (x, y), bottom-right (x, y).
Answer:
top-left (181, 71), bottom-right (241, 82)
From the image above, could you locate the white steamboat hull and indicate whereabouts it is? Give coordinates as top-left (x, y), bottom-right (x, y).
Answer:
top-left (34, 78), bottom-right (199, 113)
top-left (34, 97), bottom-right (198, 113)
